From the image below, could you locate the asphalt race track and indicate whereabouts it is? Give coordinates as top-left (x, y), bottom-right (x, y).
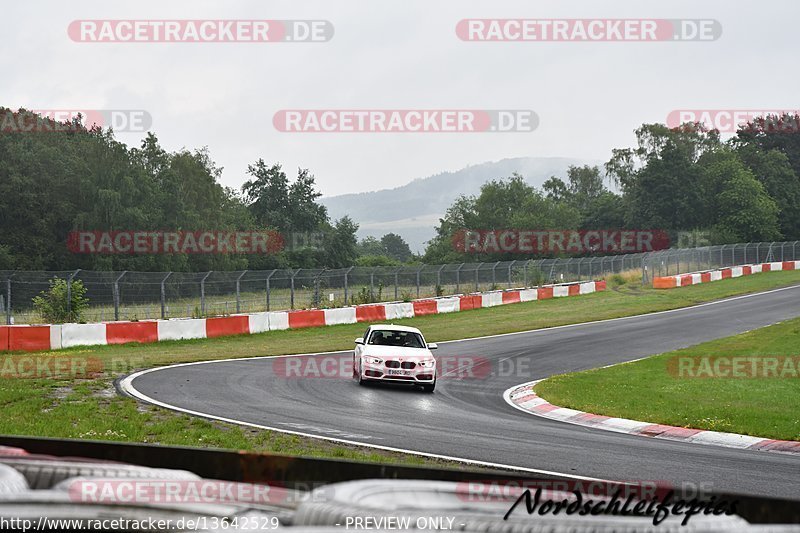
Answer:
top-left (125, 285), bottom-right (800, 499)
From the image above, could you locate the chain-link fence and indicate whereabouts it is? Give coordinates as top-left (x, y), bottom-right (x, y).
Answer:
top-left (641, 241), bottom-right (800, 284)
top-left (1, 241), bottom-right (798, 324)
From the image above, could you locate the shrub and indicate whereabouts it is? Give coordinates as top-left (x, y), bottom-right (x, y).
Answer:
top-left (32, 278), bottom-right (90, 324)
top-left (355, 255), bottom-right (401, 267)
top-left (610, 269), bottom-right (643, 286)
top-left (608, 273), bottom-right (627, 287)
top-left (527, 268), bottom-right (546, 287)
top-left (352, 284), bottom-right (383, 305)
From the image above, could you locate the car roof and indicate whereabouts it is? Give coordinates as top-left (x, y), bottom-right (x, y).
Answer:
top-left (368, 324), bottom-right (423, 334)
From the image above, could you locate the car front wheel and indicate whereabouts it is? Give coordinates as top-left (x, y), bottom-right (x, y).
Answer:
top-left (356, 361), bottom-right (367, 386)
top-left (421, 381), bottom-right (435, 393)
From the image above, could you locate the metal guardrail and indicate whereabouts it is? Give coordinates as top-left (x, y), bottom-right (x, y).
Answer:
top-left (1, 241), bottom-right (798, 324)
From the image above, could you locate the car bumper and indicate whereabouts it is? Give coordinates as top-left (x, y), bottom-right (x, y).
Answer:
top-left (362, 365), bottom-right (435, 383)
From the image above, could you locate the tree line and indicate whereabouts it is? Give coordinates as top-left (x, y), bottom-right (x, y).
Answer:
top-left (0, 108), bottom-right (415, 271)
top-left (423, 117), bottom-right (800, 262)
top-left (2, 108), bottom-right (798, 270)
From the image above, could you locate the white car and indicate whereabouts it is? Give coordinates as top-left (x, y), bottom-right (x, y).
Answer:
top-left (353, 324), bottom-right (438, 392)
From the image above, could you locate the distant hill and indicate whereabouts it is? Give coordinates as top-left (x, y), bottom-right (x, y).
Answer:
top-left (321, 157), bottom-right (601, 253)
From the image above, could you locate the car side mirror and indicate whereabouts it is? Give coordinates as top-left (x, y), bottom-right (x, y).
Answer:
top-left (355, 338), bottom-right (365, 345)
top-left (427, 343), bottom-right (438, 350)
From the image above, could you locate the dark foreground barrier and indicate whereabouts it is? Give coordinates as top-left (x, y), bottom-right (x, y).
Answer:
top-left (0, 434), bottom-right (797, 525)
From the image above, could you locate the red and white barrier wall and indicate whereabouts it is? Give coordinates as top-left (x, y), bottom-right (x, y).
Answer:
top-left (653, 261), bottom-right (800, 289)
top-left (0, 280), bottom-right (606, 352)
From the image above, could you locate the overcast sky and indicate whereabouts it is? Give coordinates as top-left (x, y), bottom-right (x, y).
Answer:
top-left (3, 0), bottom-right (797, 197)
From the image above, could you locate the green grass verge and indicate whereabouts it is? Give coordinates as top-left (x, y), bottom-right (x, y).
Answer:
top-left (2, 270), bottom-right (800, 465)
top-left (535, 317), bottom-right (800, 441)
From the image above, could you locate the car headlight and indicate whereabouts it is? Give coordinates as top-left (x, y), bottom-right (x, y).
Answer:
top-left (418, 360), bottom-right (435, 368)
top-left (365, 357), bottom-right (383, 365)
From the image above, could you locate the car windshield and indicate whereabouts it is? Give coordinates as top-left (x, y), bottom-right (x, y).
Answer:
top-left (368, 330), bottom-right (425, 348)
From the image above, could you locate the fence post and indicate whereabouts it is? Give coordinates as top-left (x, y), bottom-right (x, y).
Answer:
top-left (475, 263), bottom-right (482, 292)
top-left (508, 262), bottom-right (513, 287)
top-left (290, 270), bottom-right (297, 310)
top-left (265, 270), bottom-right (275, 311)
top-left (394, 267), bottom-right (401, 300)
top-left (160, 272), bottom-right (172, 319)
top-left (66, 269), bottom-right (80, 322)
top-left (5, 274), bottom-right (12, 325)
top-left (641, 254), bottom-right (647, 285)
top-left (313, 270), bottom-right (325, 308)
top-left (548, 260), bottom-right (557, 284)
top-left (455, 264), bottom-right (463, 294)
top-left (113, 271), bottom-right (127, 322)
top-left (200, 271), bottom-right (212, 316)
top-left (343, 266), bottom-right (353, 305)
top-left (235, 271), bottom-right (247, 314)
top-left (370, 269), bottom-right (376, 300)
top-left (523, 260), bottom-right (528, 287)
top-left (436, 264), bottom-right (445, 294)
top-left (416, 265), bottom-right (424, 298)
top-left (491, 261), bottom-right (500, 287)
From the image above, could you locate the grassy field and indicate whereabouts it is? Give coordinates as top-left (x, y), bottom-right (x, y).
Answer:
top-left (2, 269), bottom-right (800, 465)
top-left (536, 317), bottom-right (800, 441)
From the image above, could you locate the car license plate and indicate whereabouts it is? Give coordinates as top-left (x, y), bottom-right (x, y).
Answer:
top-left (388, 369), bottom-right (411, 376)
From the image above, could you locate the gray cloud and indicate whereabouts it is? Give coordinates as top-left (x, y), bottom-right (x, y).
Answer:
top-left (2, 0), bottom-right (796, 196)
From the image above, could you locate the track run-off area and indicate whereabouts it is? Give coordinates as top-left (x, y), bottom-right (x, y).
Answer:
top-left (121, 284), bottom-right (800, 499)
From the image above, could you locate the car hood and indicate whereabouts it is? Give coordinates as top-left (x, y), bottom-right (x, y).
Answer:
top-left (361, 345), bottom-right (433, 359)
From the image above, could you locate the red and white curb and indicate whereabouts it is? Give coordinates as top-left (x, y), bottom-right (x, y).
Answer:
top-left (0, 280), bottom-right (605, 353)
top-left (653, 260), bottom-right (800, 289)
top-left (504, 380), bottom-right (800, 456)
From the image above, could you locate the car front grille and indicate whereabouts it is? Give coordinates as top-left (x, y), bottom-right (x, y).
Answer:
top-left (384, 361), bottom-right (417, 369)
